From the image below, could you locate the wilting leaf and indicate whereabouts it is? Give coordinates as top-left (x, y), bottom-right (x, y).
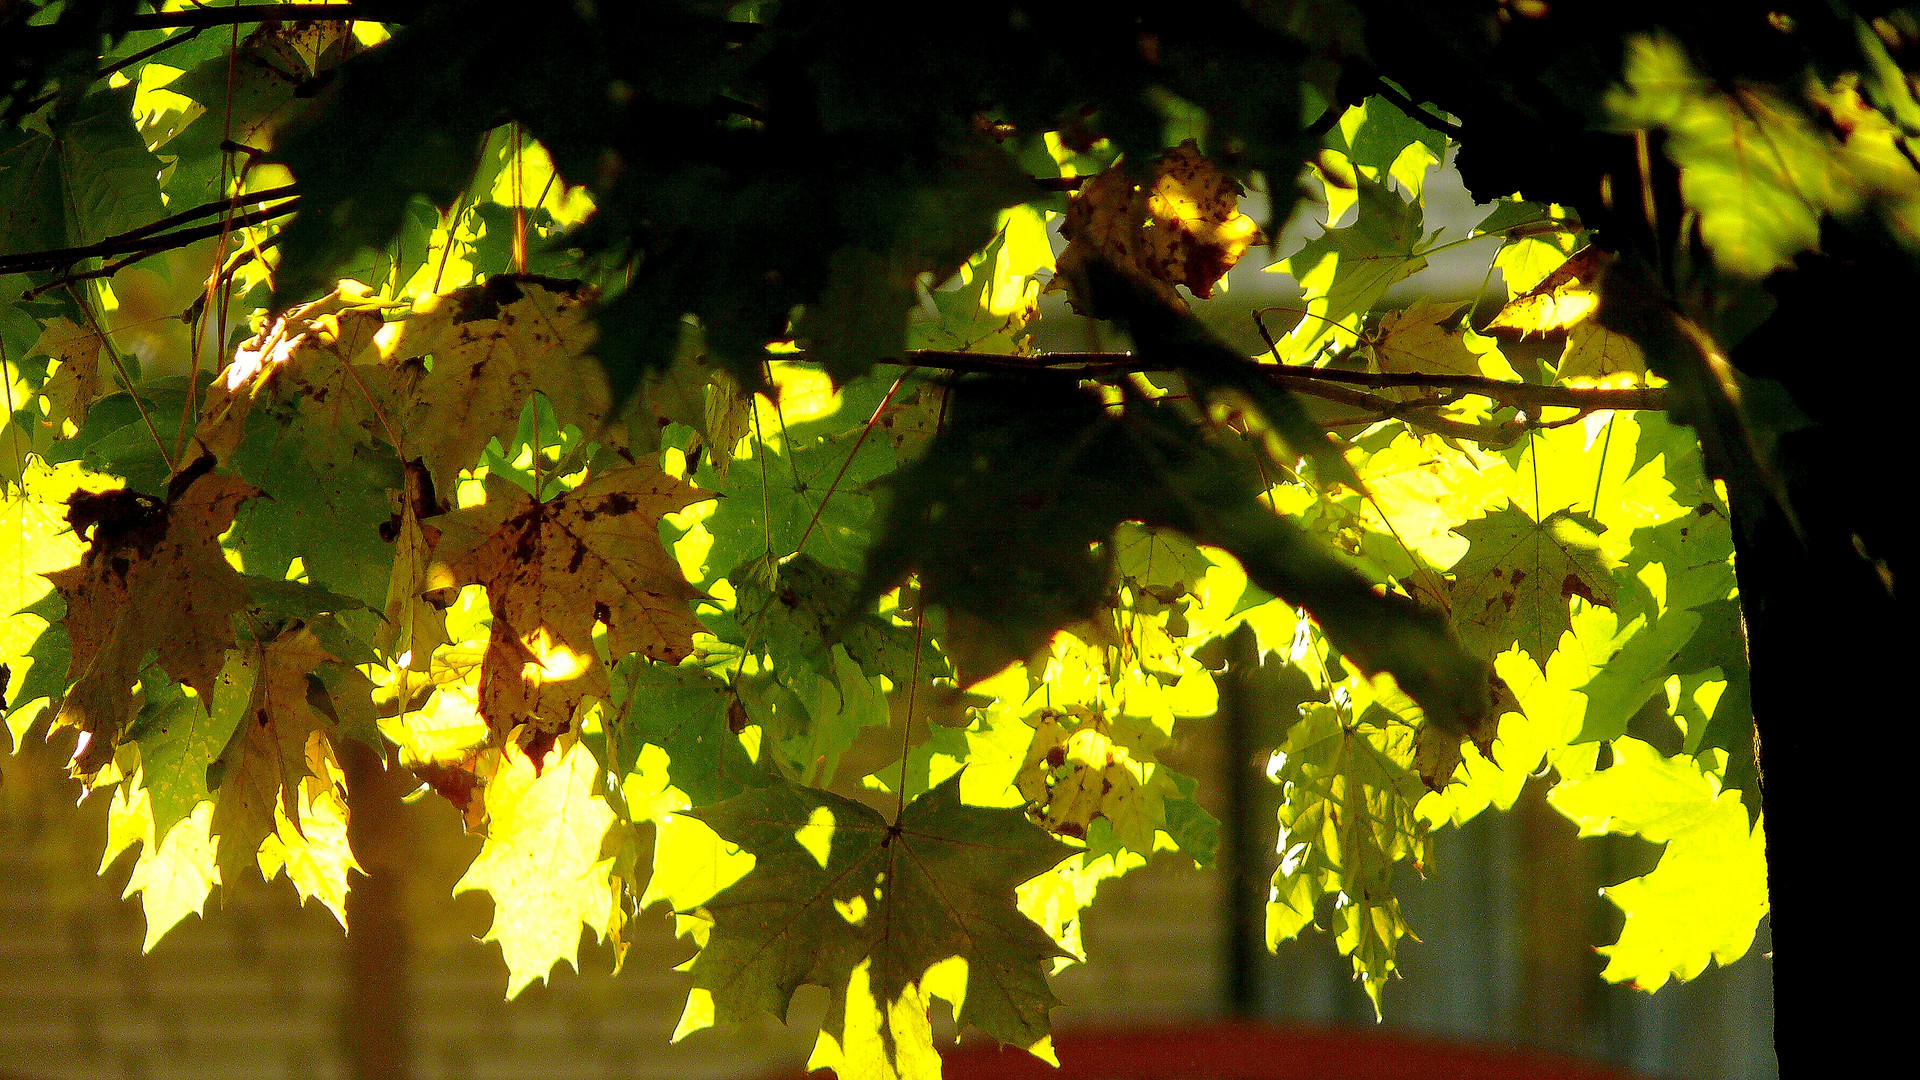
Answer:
top-left (427, 462), bottom-right (709, 742)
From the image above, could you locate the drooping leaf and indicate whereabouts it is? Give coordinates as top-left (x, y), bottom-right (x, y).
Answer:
top-left (1548, 738), bottom-right (1768, 990)
top-left (453, 738), bottom-right (621, 998)
top-left (116, 795), bottom-right (220, 954)
top-left (203, 625), bottom-right (359, 892)
top-left (123, 671), bottom-right (242, 843)
top-left (1267, 695), bottom-right (1432, 1015)
top-left (48, 470), bottom-right (254, 777)
top-left (680, 773), bottom-right (1074, 1078)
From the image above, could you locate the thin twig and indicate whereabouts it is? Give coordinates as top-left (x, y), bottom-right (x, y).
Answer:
top-left (1372, 80), bottom-right (1464, 140)
top-left (122, 5), bottom-right (388, 32)
top-left (894, 350), bottom-right (1670, 414)
top-left (1, 199), bottom-right (299, 278)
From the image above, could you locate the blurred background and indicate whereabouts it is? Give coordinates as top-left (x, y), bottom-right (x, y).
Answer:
top-left (0, 150), bottom-right (1774, 1080)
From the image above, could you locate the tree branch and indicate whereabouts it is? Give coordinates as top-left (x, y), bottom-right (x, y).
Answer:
top-left (122, 5), bottom-right (390, 32)
top-left (898, 350), bottom-right (1668, 415)
top-left (0, 193), bottom-right (298, 277)
top-left (1372, 80), bottom-right (1464, 141)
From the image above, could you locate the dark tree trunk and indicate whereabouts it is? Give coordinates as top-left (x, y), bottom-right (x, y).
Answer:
top-left (1727, 242), bottom-right (1909, 1075)
top-left (1353, 4), bottom-right (1913, 1071)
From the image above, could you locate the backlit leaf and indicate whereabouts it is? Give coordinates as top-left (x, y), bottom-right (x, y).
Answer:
top-left (682, 774), bottom-right (1074, 1078)
top-left (454, 738), bottom-right (620, 998)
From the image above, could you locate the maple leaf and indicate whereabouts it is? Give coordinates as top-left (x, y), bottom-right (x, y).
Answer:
top-left (427, 462), bottom-right (709, 742)
top-left (256, 727), bottom-right (361, 928)
top-left (29, 314), bottom-right (105, 430)
top-left (454, 738), bottom-right (620, 998)
top-left (382, 275), bottom-right (612, 493)
top-left (1557, 321), bottom-right (1650, 386)
top-left (0, 460), bottom-right (98, 735)
top-left (205, 628), bottom-right (351, 880)
top-left (1447, 505), bottom-right (1620, 667)
top-left (1267, 700), bottom-right (1432, 1014)
top-left (1015, 708), bottom-right (1177, 857)
top-left (1548, 738), bottom-right (1768, 990)
top-left (1267, 177), bottom-right (1429, 362)
top-left (603, 657), bottom-right (758, 818)
top-left (48, 470), bottom-right (253, 777)
top-left (116, 796), bottom-right (221, 953)
top-left (1364, 300), bottom-right (1487, 378)
top-left (378, 461), bottom-right (449, 670)
top-left (680, 774), bottom-right (1074, 1078)
top-left (1055, 139), bottom-right (1264, 313)
top-left (190, 284), bottom-right (390, 465)
top-left (1485, 246), bottom-right (1608, 339)
top-left (124, 676), bottom-right (241, 844)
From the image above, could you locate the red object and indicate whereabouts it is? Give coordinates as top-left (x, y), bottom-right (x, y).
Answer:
top-left (773, 1022), bottom-right (1660, 1080)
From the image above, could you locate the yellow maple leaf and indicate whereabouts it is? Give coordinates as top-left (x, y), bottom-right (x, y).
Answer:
top-left (426, 462), bottom-right (710, 742)
top-left (28, 315), bottom-right (106, 432)
top-left (47, 471), bottom-right (253, 777)
top-left (1056, 139), bottom-right (1264, 312)
top-left (1557, 320), bottom-right (1650, 386)
top-left (1485, 246), bottom-right (1608, 338)
top-left (1361, 299), bottom-right (1510, 390)
top-left (257, 728), bottom-right (362, 929)
top-left (2, 460), bottom-right (111, 740)
top-left (453, 738), bottom-right (619, 997)
top-left (381, 276), bottom-right (612, 493)
top-left (1016, 708), bottom-right (1171, 854)
top-left (114, 793), bottom-right (221, 953)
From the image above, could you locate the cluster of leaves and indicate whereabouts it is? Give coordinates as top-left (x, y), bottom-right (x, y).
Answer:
top-left (0, 4), bottom-right (1813, 1078)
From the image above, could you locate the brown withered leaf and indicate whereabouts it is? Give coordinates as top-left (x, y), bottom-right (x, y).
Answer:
top-left (426, 462), bottom-right (710, 742)
top-left (1056, 139), bottom-right (1264, 312)
top-left (1485, 246), bottom-right (1609, 338)
top-left (378, 461), bottom-right (449, 670)
top-left (383, 275), bottom-right (612, 494)
top-left (191, 283), bottom-right (389, 464)
top-left (48, 471), bottom-right (254, 777)
top-left (206, 627), bottom-right (341, 875)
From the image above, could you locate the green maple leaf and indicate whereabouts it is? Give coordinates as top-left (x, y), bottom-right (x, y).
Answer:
top-left (124, 672), bottom-right (244, 843)
top-left (681, 774), bottom-right (1074, 1078)
top-left (229, 426), bottom-right (402, 611)
top-left (1267, 700), bottom-right (1432, 1015)
top-left (1268, 177), bottom-right (1429, 363)
top-left (697, 436), bottom-right (886, 584)
top-left (604, 658), bottom-right (758, 813)
top-left (739, 644), bottom-right (890, 789)
top-left (734, 552), bottom-right (936, 686)
top-left (1448, 505), bottom-right (1619, 666)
